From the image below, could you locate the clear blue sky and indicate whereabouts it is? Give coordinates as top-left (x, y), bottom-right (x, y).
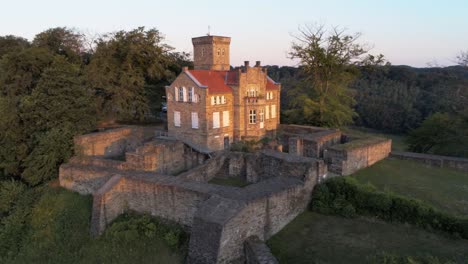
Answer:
top-left (1, 0), bottom-right (467, 67)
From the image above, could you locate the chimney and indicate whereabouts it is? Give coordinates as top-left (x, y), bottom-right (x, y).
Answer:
top-left (244, 61), bottom-right (249, 67)
top-left (255, 61), bottom-right (261, 67)
top-left (182, 66), bottom-right (188, 72)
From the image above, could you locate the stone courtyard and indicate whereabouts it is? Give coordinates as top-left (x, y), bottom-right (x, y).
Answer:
top-left (59, 124), bottom-right (391, 263)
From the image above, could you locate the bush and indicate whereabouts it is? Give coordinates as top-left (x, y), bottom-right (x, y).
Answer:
top-left (311, 177), bottom-right (468, 239)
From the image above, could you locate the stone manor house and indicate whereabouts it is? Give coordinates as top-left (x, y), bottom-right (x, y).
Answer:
top-left (165, 35), bottom-right (281, 152)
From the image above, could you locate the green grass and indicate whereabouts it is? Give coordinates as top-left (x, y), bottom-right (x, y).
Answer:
top-left (208, 177), bottom-right (250, 187)
top-left (341, 126), bottom-right (407, 151)
top-left (0, 186), bottom-right (186, 264)
top-left (268, 212), bottom-right (468, 264)
top-left (351, 159), bottom-right (468, 216)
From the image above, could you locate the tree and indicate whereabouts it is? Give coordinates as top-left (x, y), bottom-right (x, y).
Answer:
top-left (0, 35), bottom-right (30, 59)
top-left (457, 50), bottom-right (468, 67)
top-left (407, 113), bottom-right (459, 154)
top-left (32, 27), bottom-right (85, 63)
top-left (288, 24), bottom-right (376, 127)
top-left (19, 57), bottom-right (96, 185)
top-left (86, 27), bottom-right (174, 121)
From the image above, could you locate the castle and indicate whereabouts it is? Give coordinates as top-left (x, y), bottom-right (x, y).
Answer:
top-left (165, 35), bottom-right (280, 152)
top-left (58, 34), bottom-right (392, 263)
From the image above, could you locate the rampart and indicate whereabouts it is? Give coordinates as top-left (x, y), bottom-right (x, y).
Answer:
top-left (324, 137), bottom-right (392, 175)
top-left (390, 151), bottom-right (468, 172)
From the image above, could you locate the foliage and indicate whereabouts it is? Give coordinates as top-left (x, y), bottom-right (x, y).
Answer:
top-left (32, 27), bottom-right (85, 63)
top-left (0, 35), bottom-right (30, 59)
top-left (311, 177), bottom-right (468, 239)
top-left (457, 50), bottom-right (468, 67)
top-left (0, 186), bottom-right (187, 264)
top-left (86, 27), bottom-right (174, 121)
top-left (0, 53), bottom-right (96, 185)
top-left (407, 113), bottom-right (461, 154)
top-left (287, 24), bottom-right (376, 127)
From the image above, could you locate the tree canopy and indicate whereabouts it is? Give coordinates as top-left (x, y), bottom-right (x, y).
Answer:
top-left (287, 24), bottom-right (380, 127)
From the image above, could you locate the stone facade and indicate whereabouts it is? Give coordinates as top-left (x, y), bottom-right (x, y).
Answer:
top-left (166, 35), bottom-right (281, 152)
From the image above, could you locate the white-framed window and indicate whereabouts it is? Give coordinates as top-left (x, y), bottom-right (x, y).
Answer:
top-left (174, 111), bottom-right (181, 127)
top-left (188, 87), bottom-right (194, 102)
top-left (270, 92), bottom-right (274, 100)
top-left (265, 105), bottom-right (270, 119)
top-left (211, 96), bottom-right (215, 105)
top-left (221, 96), bottom-right (226, 104)
top-left (191, 112), bottom-right (198, 129)
top-left (216, 96), bottom-right (220, 105)
top-left (259, 109), bottom-right (264, 122)
top-left (223, 111), bottom-right (229, 127)
top-left (247, 88), bottom-right (257, 97)
top-left (217, 48), bottom-right (221, 56)
top-left (213, 112), bottom-right (220, 128)
top-left (271, 105), bottom-right (277, 118)
top-left (178, 87), bottom-right (184, 102)
top-left (249, 110), bottom-right (256, 124)
top-left (266, 92), bottom-right (273, 100)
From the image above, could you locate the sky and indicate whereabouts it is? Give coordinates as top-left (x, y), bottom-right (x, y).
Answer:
top-left (0, 0), bottom-right (467, 67)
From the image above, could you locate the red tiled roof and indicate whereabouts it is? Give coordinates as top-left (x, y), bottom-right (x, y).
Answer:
top-left (186, 70), bottom-right (279, 93)
top-left (266, 77), bottom-right (280, 90)
top-left (186, 70), bottom-right (232, 94)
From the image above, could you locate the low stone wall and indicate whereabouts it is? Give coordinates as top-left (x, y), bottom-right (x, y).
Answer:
top-left (74, 126), bottom-right (157, 158)
top-left (390, 151), bottom-right (468, 172)
top-left (324, 137), bottom-right (392, 175)
top-left (280, 124), bottom-right (341, 158)
top-left (244, 236), bottom-right (279, 264)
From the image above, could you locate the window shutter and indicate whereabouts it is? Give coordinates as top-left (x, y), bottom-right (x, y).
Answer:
top-left (174, 111), bottom-right (181, 127)
top-left (211, 96), bottom-right (215, 105)
top-left (265, 105), bottom-right (270, 119)
top-left (191, 112), bottom-right (198, 129)
top-left (272, 105), bottom-right (276, 118)
top-left (183, 87), bottom-right (187, 102)
top-left (174, 87), bottom-right (178, 101)
top-left (223, 111), bottom-right (229, 127)
top-left (213, 112), bottom-right (220, 128)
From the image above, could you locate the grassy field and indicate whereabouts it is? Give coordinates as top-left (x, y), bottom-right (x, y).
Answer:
top-left (208, 177), bottom-right (250, 187)
top-left (268, 212), bottom-right (468, 264)
top-left (341, 127), bottom-right (407, 151)
top-left (352, 159), bottom-right (468, 216)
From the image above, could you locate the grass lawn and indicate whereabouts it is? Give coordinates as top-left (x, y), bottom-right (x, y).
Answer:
top-left (208, 177), bottom-right (250, 187)
top-left (341, 127), bottom-right (407, 151)
top-left (268, 212), bottom-right (468, 264)
top-left (351, 159), bottom-right (468, 216)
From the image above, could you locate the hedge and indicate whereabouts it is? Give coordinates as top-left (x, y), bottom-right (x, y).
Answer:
top-left (311, 177), bottom-right (468, 239)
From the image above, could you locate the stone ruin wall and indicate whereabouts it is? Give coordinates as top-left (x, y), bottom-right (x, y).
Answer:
top-left (74, 126), bottom-right (156, 158)
top-left (79, 150), bottom-right (325, 263)
top-left (390, 151), bottom-right (468, 172)
top-left (324, 138), bottom-right (392, 175)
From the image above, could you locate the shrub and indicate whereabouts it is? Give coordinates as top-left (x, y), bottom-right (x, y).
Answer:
top-left (311, 177), bottom-right (468, 239)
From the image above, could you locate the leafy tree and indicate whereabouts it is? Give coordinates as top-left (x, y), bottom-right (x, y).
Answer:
top-left (288, 24), bottom-right (375, 127)
top-left (407, 113), bottom-right (458, 153)
top-left (0, 35), bottom-right (30, 59)
top-left (87, 27), bottom-right (174, 121)
top-left (32, 27), bottom-right (85, 63)
top-left (19, 57), bottom-right (96, 185)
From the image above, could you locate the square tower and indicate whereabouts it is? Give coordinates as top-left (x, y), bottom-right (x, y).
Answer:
top-left (192, 35), bottom-right (231, 71)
